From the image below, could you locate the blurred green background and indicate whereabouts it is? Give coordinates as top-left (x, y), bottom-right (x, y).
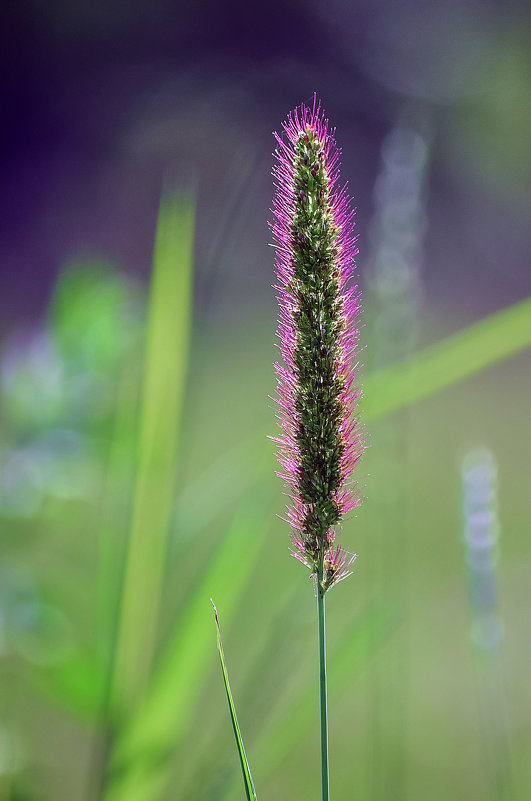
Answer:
top-left (1, 1), bottom-right (530, 800)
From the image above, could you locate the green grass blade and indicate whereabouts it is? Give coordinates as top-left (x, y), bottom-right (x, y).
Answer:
top-left (212, 600), bottom-right (257, 801)
top-left (97, 364), bottom-right (141, 678)
top-left (109, 193), bottom-right (195, 717)
top-left (365, 296), bottom-right (531, 421)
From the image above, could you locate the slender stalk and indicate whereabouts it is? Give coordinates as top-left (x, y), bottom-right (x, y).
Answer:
top-left (317, 561), bottom-right (330, 801)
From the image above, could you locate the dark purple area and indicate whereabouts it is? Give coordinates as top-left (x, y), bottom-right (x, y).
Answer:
top-left (1, 0), bottom-right (530, 334)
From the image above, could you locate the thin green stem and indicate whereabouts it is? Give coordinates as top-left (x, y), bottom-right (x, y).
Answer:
top-left (317, 560), bottom-right (330, 801)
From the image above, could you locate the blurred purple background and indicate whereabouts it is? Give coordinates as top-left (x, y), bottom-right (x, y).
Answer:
top-left (2, 0), bottom-right (530, 336)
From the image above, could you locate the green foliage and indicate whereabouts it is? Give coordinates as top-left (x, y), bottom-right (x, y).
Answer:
top-left (364, 296), bottom-right (531, 421)
top-left (50, 259), bottom-right (140, 372)
top-left (107, 289), bottom-right (530, 801)
top-left (1, 190), bottom-right (530, 800)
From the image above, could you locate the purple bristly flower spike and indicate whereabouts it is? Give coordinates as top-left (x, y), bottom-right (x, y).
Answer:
top-left (271, 94), bottom-right (363, 592)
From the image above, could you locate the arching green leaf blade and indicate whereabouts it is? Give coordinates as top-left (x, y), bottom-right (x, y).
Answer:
top-left (212, 600), bottom-right (257, 801)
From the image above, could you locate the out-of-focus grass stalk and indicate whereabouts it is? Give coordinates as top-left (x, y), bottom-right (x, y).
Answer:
top-left (85, 365), bottom-right (141, 801)
top-left (98, 366), bottom-right (140, 672)
top-left (461, 449), bottom-right (513, 801)
top-left (363, 112), bottom-right (430, 801)
top-left (109, 193), bottom-right (194, 717)
top-left (364, 295), bottom-right (531, 422)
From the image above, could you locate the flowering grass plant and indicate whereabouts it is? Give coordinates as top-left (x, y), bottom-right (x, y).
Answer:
top-left (271, 95), bottom-right (363, 800)
top-left (214, 95), bottom-right (364, 801)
